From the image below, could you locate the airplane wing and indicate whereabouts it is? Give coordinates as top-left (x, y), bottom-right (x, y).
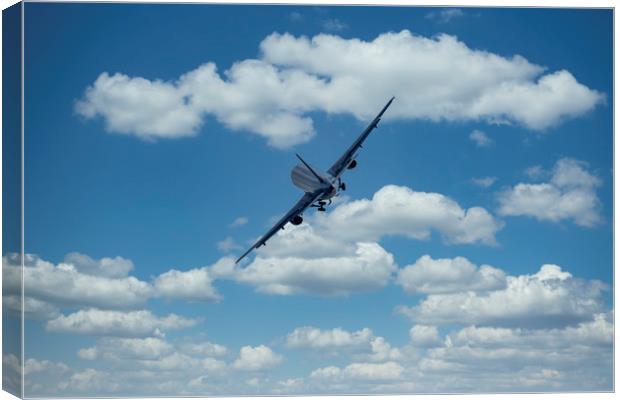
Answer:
top-left (327, 96), bottom-right (395, 178)
top-left (235, 189), bottom-right (325, 263)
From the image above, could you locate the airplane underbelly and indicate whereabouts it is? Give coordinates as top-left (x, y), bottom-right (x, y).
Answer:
top-left (320, 187), bottom-right (337, 200)
top-left (291, 164), bottom-right (326, 192)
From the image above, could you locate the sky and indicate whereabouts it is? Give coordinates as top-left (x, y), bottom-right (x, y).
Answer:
top-left (1, 3), bottom-right (613, 397)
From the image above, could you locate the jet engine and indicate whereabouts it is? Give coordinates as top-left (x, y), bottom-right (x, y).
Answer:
top-left (291, 215), bottom-right (303, 225)
top-left (347, 159), bottom-right (357, 169)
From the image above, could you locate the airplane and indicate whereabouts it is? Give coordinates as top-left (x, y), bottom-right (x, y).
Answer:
top-left (236, 96), bottom-right (395, 264)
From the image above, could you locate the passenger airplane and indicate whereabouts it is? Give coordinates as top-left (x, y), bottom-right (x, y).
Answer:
top-left (236, 97), bottom-right (395, 263)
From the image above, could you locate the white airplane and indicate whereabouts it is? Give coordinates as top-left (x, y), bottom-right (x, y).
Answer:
top-left (236, 97), bottom-right (395, 263)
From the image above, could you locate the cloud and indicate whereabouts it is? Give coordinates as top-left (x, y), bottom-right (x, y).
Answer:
top-left (217, 236), bottom-right (243, 252)
top-left (260, 32), bottom-right (603, 128)
top-left (302, 312), bottom-right (611, 393)
top-left (46, 309), bottom-right (198, 337)
top-left (68, 334), bottom-right (231, 395)
top-left (321, 18), bottom-right (348, 32)
top-left (63, 252), bottom-right (134, 278)
top-left (154, 265), bottom-right (222, 302)
top-left (4, 354), bottom-right (72, 396)
top-left (397, 264), bottom-right (607, 328)
top-left (286, 327), bottom-right (373, 349)
top-left (77, 347), bottom-right (98, 360)
top-left (229, 216), bottom-right (249, 227)
top-left (469, 129), bottom-right (493, 147)
top-left (2, 354), bottom-right (21, 395)
top-left (413, 313), bottom-right (613, 392)
top-left (179, 341), bottom-right (228, 358)
top-left (498, 158), bottom-right (602, 227)
top-left (232, 345), bottom-right (283, 371)
top-left (95, 337), bottom-right (174, 360)
top-left (234, 242), bottom-right (396, 296)
top-left (24, 358), bottom-right (69, 376)
top-left (21, 274), bottom-right (611, 396)
top-left (138, 352), bottom-right (218, 372)
top-left (344, 362), bottom-right (404, 381)
top-left (311, 362), bottom-right (404, 382)
top-left (317, 185), bottom-right (503, 246)
top-left (2, 252), bottom-right (225, 314)
top-left (471, 176), bottom-right (496, 188)
top-left (396, 255), bottom-right (507, 294)
top-left (254, 223), bottom-right (356, 259)
top-left (226, 184), bottom-right (502, 296)
top-left (75, 73), bottom-right (202, 141)
top-left (447, 313), bottom-right (612, 349)
top-left (58, 368), bottom-right (118, 393)
top-left (366, 337), bottom-right (403, 362)
top-left (310, 366), bottom-right (341, 380)
top-left (425, 8), bottom-right (465, 23)
top-left (289, 11), bottom-right (303, 21)
top-left (77, 63), bottom-right (316, 148)
top-left (3, 253), bottom-right (153, 311)
top-left (284, 326), bottom-right (401, 362)
top-left (77, 30), bottom-right (603, 147)
top-left (274, 378), bottom-right (305, 394)
top-left (524, 165), bottom-right (545, 179)
top-left (409, 325), bottom-right (441, 348)
top-left (3, 295), bottom-right (60, 320)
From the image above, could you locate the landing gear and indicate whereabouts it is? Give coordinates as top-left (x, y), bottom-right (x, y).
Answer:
top-left (339, 182), bottom-right (346, 191)
top-left (311, 199), bottom-right (331, 212)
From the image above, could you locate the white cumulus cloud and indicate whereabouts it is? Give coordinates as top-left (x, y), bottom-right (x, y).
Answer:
top-left (2, 252), bottom-right (228, 315)
top-left (3, 253), bottom-right (153, 311)
top-left (398, 264), bottom-right (607, 328)
top-left (409, 325), bottom-right (441, 348)
top-left (179, 341), bottom-right (228, 358)
top-left (235, 242), bottom-right (396, 296)
top-left (97, 337), bottom-right (174, 360)
top-left (77, 347), bottom-right (98, 360)
top-left (285, 326), bottom-right (401, 362)
top-left (154, 266), bottom-right (221, 302)
top-left (286, 327), bottom-right (373, 349)
top-left (232, 345), bottom-right (283, 371)
top-left (75, 73), bottom-right (202, 141)
top-left (498, 158), bottom-right (602, 227)
top-left (63, 252), bottom-right (134, 278)
top-left (77, 30), bottom-right (603, 148)
top-left (344, 362), bottom-right (404, 381)
top-left (414, 313), bottom-right (613, 392)
top-left (318, 185), bottom-right (503, 246)
top-left (46, 309), bottom-right (198, 337)
top-left (396, 254), bottom-right (507, 294)
top-left (58, 368), bottom-right (118, 393)
top-left (227, 184), bottom-right (502, 296)
top-left (311, 362), bottom-right (404, 382)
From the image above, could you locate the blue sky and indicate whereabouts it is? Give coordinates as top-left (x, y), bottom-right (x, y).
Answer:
top-left (2, 3), bottom-right (613, 396)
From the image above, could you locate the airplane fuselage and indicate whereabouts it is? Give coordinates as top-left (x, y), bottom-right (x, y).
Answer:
top-left (319, 179), bottom-right (338, 200)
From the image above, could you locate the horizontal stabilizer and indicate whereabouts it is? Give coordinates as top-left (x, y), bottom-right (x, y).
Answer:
top-left (291, 164), bottom-right (325, 193)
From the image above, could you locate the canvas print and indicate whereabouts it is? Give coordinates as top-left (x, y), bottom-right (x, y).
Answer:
top-left (2, 2), bottom-right (613, 397)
